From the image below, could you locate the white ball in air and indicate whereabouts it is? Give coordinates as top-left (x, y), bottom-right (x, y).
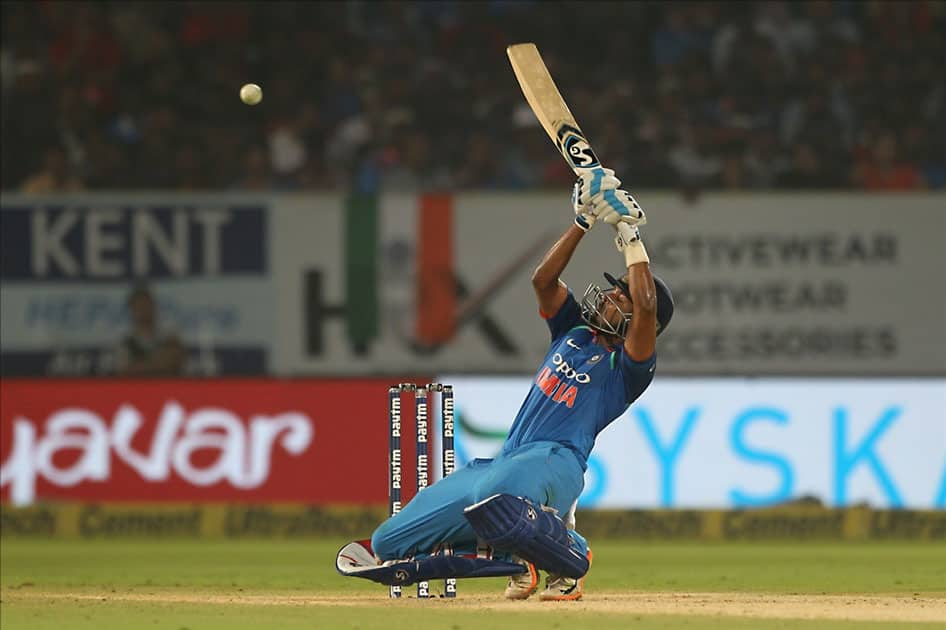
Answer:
top-left (240, 83), bottom-right (262, 106)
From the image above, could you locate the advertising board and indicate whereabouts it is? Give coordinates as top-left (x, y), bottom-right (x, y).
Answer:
top-left (0, 197), bottom-right (273, 375)
top-left (4, 193), bottom-right (943, 377)
top-left (0, 378), bottom-right (413, 506)
top-left (275, 192), bottom-right (946, 376)
top-left (441, 376), bottom-right (946, 509)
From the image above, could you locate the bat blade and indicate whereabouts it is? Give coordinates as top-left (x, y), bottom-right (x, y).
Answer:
top-left (506, 42), bottom-right (600, 173)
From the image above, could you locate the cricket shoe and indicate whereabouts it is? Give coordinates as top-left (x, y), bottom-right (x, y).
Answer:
top-left (539, 548), bottom-right (592, 601)
top-left (503, 556), bottom-right (538, 600)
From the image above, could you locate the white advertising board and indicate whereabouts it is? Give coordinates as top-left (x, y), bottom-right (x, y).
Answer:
top-left (273, 192), bottom-right (946, 376)
top-left (440, 376), bottom-right (946, 509)
top-left (4, 193), bottom-right (944, 376)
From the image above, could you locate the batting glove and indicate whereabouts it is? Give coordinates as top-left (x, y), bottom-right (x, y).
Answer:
top-left (572, 179), bottom-right (596, 231)
top-left (594, 189), bottom-right (647, 227)
top-left (575, 167), bottom-right (621, 207)
top-left (614, 222), bottom-right (650, 267)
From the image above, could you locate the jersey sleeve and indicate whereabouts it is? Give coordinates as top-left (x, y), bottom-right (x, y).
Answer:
top-left (614, 349), bottom-right (656, 403)
top-left (542, 291), bottom-right (583, 342)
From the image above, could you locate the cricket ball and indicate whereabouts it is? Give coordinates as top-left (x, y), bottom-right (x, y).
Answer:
top-left (240, 83), bottom-right (262, 106)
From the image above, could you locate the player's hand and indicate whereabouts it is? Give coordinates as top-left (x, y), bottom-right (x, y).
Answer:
top-left (572, 167), bottom-right (621, 232)
top-left (614, 221), bottom-right (650, 266)
top-left (575, 167), bottom-right (621, 207)
top-left (614, 221), bottom-right (642, 250)
top-left (594, 189), bottom-right (647, 227)
top-left (572, 179), bottom-right (597, 231)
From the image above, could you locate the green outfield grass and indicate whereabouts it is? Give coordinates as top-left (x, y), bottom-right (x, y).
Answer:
top-left (2, 539), bottom-right (944, 629)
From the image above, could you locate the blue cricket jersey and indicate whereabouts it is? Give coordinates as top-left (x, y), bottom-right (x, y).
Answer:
top-left (501, 291), bottom-right (656, 469)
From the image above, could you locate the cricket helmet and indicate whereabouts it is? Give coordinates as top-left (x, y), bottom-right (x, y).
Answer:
top-left (579, 272), bottom-right (674, 339)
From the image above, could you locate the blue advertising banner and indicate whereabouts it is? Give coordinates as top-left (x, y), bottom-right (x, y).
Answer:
top-left (1, 197), bottom-right (273, 376)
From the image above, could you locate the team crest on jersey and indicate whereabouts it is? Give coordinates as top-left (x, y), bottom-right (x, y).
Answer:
top-left (556, 124), bottom-right (599, 169)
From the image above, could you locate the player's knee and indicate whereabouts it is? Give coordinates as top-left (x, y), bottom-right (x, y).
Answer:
top-left (464, 493), bottom-right (590, 579)
top-left (471, 480), bottom-right (534, 505)
top-left (370, 521), bottom-right (398, 560)
top-left (470, 484), bottom-right (500, 505)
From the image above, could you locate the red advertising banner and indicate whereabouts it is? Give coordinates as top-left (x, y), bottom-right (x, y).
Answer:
top-left (1, 379), bottom-right (430, 506)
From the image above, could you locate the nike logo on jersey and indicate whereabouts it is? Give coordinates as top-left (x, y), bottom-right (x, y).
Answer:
top-left (566, 338), bottom-right (581, 350)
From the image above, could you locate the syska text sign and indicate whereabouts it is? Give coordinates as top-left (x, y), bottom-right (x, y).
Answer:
top-left (0, 379), bottom-right (400, 506)
top-left (443, 376), bottom-right (946, 509)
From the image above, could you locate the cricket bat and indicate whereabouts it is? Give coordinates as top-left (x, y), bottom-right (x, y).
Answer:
top-left (506, 42), bottom-right (601, 173)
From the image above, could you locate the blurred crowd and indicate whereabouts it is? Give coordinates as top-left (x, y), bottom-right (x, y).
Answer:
top-left (2, 1), bottom-right (943, 193)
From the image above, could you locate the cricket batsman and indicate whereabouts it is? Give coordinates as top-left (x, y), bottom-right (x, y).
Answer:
top-left (337, 167), bottom-right (673, 600)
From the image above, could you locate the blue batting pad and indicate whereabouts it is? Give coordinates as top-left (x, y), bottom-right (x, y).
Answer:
top-left (337, 544), bottom-right (526, 586)
top-left (462, 493), bottom-right (590, 578)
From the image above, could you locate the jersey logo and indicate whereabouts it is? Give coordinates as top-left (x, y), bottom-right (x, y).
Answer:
top-left (588, 354), bottom-right (603, 364)
top-left (566, 339), bottom-right (581, 350)
top-left (551, 352), bottom-right (591, 383)
top-left (535, 352), bottom-right (592, 409)
top-left (535, 366), bottom-right (579, 408)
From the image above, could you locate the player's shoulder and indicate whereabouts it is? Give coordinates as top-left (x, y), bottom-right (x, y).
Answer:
top-left (569, 324), bottom-right (595, 337)
top-left (612, 350), bottom-right (656, 404)
top-left (609, 348), bottom-right (656, 373)
top-left (558, 325), bottom-right (595, 345)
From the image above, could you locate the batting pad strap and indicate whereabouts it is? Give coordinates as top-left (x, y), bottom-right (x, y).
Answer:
top-left (463, 494), bottom-right (591, 579)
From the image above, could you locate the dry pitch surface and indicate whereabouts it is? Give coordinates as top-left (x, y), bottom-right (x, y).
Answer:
top-left (6, 590), bottom-right (945, 623)
top-left (2, 539), bottom-right (944, 629)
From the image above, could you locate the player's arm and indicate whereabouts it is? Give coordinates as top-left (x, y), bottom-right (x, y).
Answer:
top-left (531, 224), bottom-right (583, 317)
top-left (622, 251), bottom-right (657, 361)
top-left (532, 170), bottom-right (623, 316)
top-left (592, 188), bottom-right (656, 360)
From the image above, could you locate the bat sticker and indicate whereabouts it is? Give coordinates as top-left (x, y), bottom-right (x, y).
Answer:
top-left (557, 124), bottom-right (600, 169)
